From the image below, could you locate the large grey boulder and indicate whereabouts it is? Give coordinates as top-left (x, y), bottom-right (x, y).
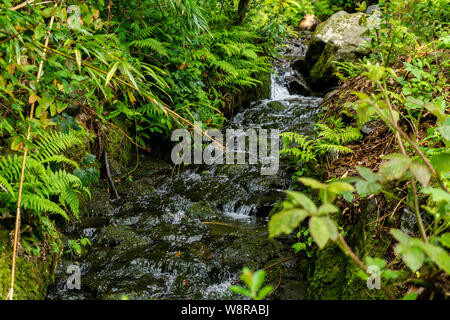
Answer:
top-left (294, 10), bottom-right (370, 93)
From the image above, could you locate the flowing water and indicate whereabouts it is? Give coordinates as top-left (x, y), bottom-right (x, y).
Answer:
top-left (47, 37), bottom-right (322, 300)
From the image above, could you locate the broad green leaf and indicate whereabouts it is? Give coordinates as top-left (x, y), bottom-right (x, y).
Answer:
top-left (402, 293), bottom-right (418, 300)
top-left (41, 6), bottom-right (60, 18)
top-left (11, 136), bottom-right (23, 151)
top-left (356, 166), bottom-right (378, 183)
top-left (378, 154), bottom-right (411, 182)
top-left (252, 270), bottom-right (266, 293)
top-left (357, 269), bottom-right (369, 281)
top-left (425, 103), bottom-right (446, 124)
top-left (230, 285), bottom-right (252, 297)
top-left (365, 63), bottom-right (385, 83)
top-left (382, 270), bottom-right (399, 280)
top-left (342, 191), bottom-right (354, 202)
top-left (36, 92), bottom-right (55, 117)
top-left (309, 216), bottom-right (329, 249)
top-left (120, 61), bottom-right (139, 91)
top-left (438, 117), bottom-right (450, 141)
top-left (409, 162), bottom-right (431, 187)
top-left (390, 228), bottom-right (410, 245)
top-left (422, 187), bottom-right (450, 203)
top-left (298, 177), bottom-right (327, 189)
top-left (292, 242), bottom-right (307, 253)
top-left (105, 61), bottom-right (121, 87)
top-left (413, 240), bottom-right (450, 273)
top-left (365, 256), bottom-right (386, 269)
top-left (256, 285), bottom-right (273, 300)
top-left (56, 101), bottom-right (68, 113)
top-left (240, 267), bottom-right (252, 287)
top-left (396, 244), bottom-right (424, 272)
top-left (322, 216), bottom-right (338, 240)
top-left (327, 182), bottom-right (355, 194)
top-left (355, 179), bottom-right (382, 196)
top-left (405, 96), bottom-right (425, 109)
top-left (50, 103), bottom-right (57, 117)
top-left (285, 191), bottom-right (317, 214)
top-left (33, 25), bottom-right (46, 40)
top-left (351, 90), bottom-right (370, 100)
top-left (74, 49), bottom-right (82, 73)
top-left (268, 209), bottom-right (309, 238)
top-left (431, 151), bottom-right (450, 174)
top-left (439, 233), bottom-right (450, 249)
top-left (317, 204), bottom-right (339, 216)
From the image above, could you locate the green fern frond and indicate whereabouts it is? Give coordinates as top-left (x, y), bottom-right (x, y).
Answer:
top-left (317, 143), bottom-right (354, 154)
top-left (21, 194), bottom-right (69, 220)
top-left (241, 48), bottom-right (258, 60)
top-left (59, 185), bottom-right (80, 218)
top-left (137, 25), bottom-right (159, 39)
top-left (40, 155), bottom-right (79, 168)
top-left (211, 60), bottom-right (238, 76)
top-left (0, 174), bottom-right (15, 198)
top-left (280, 132), bottom-right (316, 163)
top-left (131, 38), bottom-right (168, 57)
top-left (34, 131), bottom-right (84, 162)
top-left (316, 123), bottom-right (362, 145)
top-left (0, 155), bottom-right (22, 181)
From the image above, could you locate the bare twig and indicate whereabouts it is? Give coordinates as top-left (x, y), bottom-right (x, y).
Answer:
top-left (104, 151), bottom-right (120, 200)
top-left (9, 0), bottom-right (37, 11)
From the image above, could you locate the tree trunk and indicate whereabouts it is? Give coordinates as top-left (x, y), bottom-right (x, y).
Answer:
top-left (236, 0), bottom-right (251, 24)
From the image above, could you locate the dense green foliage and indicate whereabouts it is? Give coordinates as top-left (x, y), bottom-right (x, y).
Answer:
top-left (0, 0), bottom-right (295, 252)
top-left (0, 0), bottom-right (448, 300)
top-left (269, 0), bottom-right (449, 299)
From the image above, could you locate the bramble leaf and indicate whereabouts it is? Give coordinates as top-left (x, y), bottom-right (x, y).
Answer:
top-left (268, 209), bottom-right (309, 238)
top-left (309, 216), bottom-right (329, 249)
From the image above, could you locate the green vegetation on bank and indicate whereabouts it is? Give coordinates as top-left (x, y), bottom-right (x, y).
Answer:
top-left (0, 0), bottom-right (448, 300)
top-left (267, 0), bottom-right (449, 300)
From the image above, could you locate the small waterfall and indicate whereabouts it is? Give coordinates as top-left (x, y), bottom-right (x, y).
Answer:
top-left (271, 72), bottom-right (292, 100)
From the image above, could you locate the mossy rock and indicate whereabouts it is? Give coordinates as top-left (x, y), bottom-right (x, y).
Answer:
top-left (97, 225), bottom-right (152, 250)
top-left (307, 199), bottom-right (392, 300)
top-left (267, 101), bottom-right (286, 111)
top-left (104, 118), bottom-right (134, 177)
top-left (221, 235), bottom-right (284, 269)
top-left (0, 227), bottom-right (60, 300)
top-left (186, 201), bottom-right (219, 219)
top-left (307, 243), bottom-right (348, 299)
top-left (296, 11), bottom-right (369, 93)
top-left (234, 71), bottom-right (271, 110)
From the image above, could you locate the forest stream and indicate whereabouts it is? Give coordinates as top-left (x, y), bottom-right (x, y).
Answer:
top-left (46, 37), bottom-right (323, 300)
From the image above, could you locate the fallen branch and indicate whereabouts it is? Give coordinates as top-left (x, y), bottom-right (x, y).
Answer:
top-left (104, 151), bottom-right (120, 201)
